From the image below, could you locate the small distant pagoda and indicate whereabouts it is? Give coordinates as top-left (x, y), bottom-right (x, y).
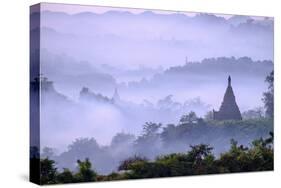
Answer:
top-left (112, 88), bottom-right (121, 103)
top-left (213, 76), bottom-right (242, 120)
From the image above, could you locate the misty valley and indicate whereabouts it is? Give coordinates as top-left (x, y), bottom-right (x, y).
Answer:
top-left (31, 55), bottom-right (273, 176)
top-left (30, 3), bottom-right (274, 185)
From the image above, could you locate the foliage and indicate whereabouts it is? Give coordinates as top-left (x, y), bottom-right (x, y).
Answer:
top-left (55, 137), bottom-right (115, 175)
top-left (218, 132), bottom-right (273, 172)
top-left (134, 122), bottom-right (162, 158)
top-left (123, 133), bottom-right (273, 179)
top-left (141, 122), bottom-right (162, 137)
top-left (75, 158), bottom-right (97, 182)
top-left (39, 133), bottom-right (273, 184)
top-left (68, 138), bottom-right (99, 152)
top-left (118, 155), bottom-right (148, 171)
top-left (179, 111), bottom-right (198, 124)
top-left (262, 71), bottom-right (274, 118)
top-left (160, 114), bottom-right (272, 154)
top-left (56, 168), bottom-right (74, 183)
top-left (40, 158), bottom-right (57, 185)
top-left (45, 112), bottom-right (272, 176)
top-left (242, 107), bottom-right (264, 119)
top-left (110, 133), bottom-right (135, 147)
top-left (39, 158), bottom-right (97, 185)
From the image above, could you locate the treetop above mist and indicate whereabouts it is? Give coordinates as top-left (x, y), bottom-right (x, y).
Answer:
top-left (164, 56), bottom-right (272, 76)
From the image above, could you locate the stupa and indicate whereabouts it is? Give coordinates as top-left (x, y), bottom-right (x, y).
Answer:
top-left (213, 76), bottom-right (242, 120)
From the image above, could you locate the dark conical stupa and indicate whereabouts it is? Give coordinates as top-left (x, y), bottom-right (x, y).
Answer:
top-left (213, 76), bottom-right (242, 120)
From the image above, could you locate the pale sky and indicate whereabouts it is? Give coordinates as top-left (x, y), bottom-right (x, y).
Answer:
top-left (40, 2), bottom-right (197, 16)
top-left (39, 2), bottom-right (268, 20)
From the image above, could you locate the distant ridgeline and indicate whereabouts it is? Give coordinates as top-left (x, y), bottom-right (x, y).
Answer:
top-left (165, 57), bottom-right (272, 76)
top-left (31, 74), bottom-right (128, 106)
top-left (127, 56), bottom-right (273, 91)
top-left (213, 76), bottom-right (242, 120)
top-left (79, 87), bottom-right (121, 104)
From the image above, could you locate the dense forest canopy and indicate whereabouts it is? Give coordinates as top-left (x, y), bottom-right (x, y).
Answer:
top-left (39, 117), bottom-right (273, 175)
top-left (32, 132), bottom-right (273, 185)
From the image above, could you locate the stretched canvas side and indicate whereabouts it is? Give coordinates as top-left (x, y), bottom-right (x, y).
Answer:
top-left (30, 3), bottom-right (41, 185)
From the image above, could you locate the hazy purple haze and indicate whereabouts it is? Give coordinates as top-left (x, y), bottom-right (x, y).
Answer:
top-left (32, 3), bottom-right (274, 152)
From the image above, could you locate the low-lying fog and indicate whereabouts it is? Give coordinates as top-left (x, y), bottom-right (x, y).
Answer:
top-left (30, 6), bottom-right (274, 174)
top-left (37, 51), bottom-right (273, 150)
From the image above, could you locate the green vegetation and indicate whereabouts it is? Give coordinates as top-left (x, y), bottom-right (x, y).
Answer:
top-left (37, 116), bottom-right (273, 177)
top-left (160, 116), bottom-right (273, 155)
top-left (262, 70), bottom-right (274, 118)
top-left (39, 133), bottom-right (273, 185)
top-left (39, 158), bottom-right (98, 185)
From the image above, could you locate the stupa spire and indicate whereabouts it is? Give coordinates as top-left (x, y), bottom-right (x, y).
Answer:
top-left (213, 76), bottom-right (242, 120)
top-left (112, 87), bottom-right (121, 103)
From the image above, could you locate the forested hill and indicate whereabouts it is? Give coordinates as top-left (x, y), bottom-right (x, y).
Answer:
top-left (126, 57), bottom-right (273, 109)
top-left (128, 56), bottom-right (273, 87)
top-left (166, 57), bottom-right (272, 76)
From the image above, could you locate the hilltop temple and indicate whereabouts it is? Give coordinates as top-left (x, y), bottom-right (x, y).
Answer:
top-left (213, 76), bottom-right (242, 120)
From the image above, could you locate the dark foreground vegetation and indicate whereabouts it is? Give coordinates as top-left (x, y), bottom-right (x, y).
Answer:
top-left (34, 116), bottom-right (273, 177)
top-left (33, 132), bottom-right (273, 185)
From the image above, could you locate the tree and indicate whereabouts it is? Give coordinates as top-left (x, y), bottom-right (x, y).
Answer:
top-left (218, 133), bottom-right (273, 173)
top-left (262, 71), bottom-right (274, 118)
top-left (141, 122), bottom-right (162, 136)
top-left (56, 168), bottom-right (74, 183)
top-left (40, 158), bottom-right (57, 184)
top-left (125, 161), bottom-right (170, 178)
top-left (75, 158), bottom-right (97, 182)
top-left (134, 122), bottom-right (162, 158)
top-left (118, 155), bottom-right (148, 171)
top-left (242, 107), bottom-right (264, 119)
top-left (179, 111), bottom-right (198, 124)
top-left (68, 138), bottom-right (99, 153)
top-left (160, 124), bottom-right (177, 146)
top-left (188, 144), bottom-right (213, 163)
top-left (57, 137), bottom-right (103, 173)
top-left (110, 133), bottom-right (135, 148)
top-left (38, 134), bottom-right (273, 183)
